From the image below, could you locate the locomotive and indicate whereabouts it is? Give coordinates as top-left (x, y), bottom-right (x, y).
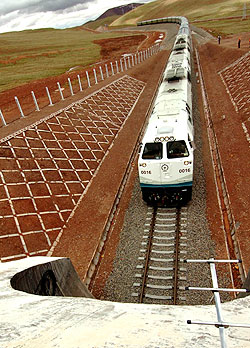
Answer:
top-left (138, 17), bottom-right (194, 205)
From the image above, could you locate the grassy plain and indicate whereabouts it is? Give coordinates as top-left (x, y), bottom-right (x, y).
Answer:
top-left (194, 18), bottom-right (250, 36)
top-left (0, 29), bottom-right (135, 92)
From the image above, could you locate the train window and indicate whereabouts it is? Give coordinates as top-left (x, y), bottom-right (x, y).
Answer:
top-left (167, 140), bottom-right (189, 158)
top-left (142, 143), bottom-right (163, 160)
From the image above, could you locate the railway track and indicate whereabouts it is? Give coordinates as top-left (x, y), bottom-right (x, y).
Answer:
top-left (132, 205), bottom-right (188, 304)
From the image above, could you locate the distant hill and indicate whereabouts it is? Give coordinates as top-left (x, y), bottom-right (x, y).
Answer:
top-left (96, 3), bottom-right (144, 20)
top-left (84, 3), bottom-right (144, 30)
top-left (84, 15), bottom-right (120, 31)
top-left (81, 0), bottom-right (249, 35)
top-left (111, 0), bottom-right (249, 26)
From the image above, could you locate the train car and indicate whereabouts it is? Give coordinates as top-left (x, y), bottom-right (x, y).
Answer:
top-left (138, 103), bottom-right (194, 205)
top-left (138, 17), bottom-right (194, 206)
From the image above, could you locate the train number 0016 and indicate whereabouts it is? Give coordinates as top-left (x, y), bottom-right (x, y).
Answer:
top-left (141, 170), bottom-right (152, 175)
top-left (179, 168), bottom-right (191, 173)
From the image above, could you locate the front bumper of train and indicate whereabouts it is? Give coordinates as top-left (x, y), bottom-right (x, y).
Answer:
top-left (140, 182), bottom-right (193, 206)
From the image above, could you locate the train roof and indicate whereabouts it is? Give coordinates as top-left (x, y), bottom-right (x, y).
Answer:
top-left (152, 79), bottom-right (191, 115)
top-left (169, 49), bottom-right (190, 63)
top-left (165, 57), bottom-right (190, 74)
top-left (142, 113), bottom-right (192, 143)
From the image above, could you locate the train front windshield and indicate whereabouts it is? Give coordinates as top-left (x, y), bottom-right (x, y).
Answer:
top-left (142, 143), bottom-right (163, 160)
top-left (167, 140), bottom-right (189, 158)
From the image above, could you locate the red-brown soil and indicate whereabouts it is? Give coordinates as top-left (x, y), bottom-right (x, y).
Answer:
top-left (93, 34), bottom-right (146, 58)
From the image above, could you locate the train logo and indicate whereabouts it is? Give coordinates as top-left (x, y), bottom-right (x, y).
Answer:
top-left (161, 164), bottom-right (169, 172)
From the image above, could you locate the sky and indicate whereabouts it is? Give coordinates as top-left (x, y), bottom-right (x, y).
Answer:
top-left (0, 0), bottom-right (154, 34)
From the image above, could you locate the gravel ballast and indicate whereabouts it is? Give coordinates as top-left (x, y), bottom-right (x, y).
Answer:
top-left (102, 36), bottom-right (232, 305)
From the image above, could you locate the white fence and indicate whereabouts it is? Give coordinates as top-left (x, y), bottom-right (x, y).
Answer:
top-left (0, 44), bottom-right (160, 127)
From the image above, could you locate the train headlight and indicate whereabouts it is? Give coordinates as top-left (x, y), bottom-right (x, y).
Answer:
top-left (184, 161), bottom-right (192, 165)
top-left (139, 163), bottom-right (147, 167)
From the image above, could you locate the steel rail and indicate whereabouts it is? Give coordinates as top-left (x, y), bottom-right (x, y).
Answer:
top-left (137, 207), bottom-right (184, 305)
top-left (173, 207), bottom-right (181, 304)
top-left (139, 206), bottom-right (157, 303)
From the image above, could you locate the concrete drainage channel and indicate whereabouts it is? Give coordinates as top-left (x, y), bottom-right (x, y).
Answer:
top-left (195, 48), bottom-right (245, 287)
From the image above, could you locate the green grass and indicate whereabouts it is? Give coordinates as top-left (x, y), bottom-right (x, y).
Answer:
top-left (0, 28), bottom-right (136, 92)
top-left (193, 18), bottom-right (250, 36)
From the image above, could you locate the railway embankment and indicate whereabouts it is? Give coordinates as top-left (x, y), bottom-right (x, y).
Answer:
top-left (197, 42), bottom-right (250, 282)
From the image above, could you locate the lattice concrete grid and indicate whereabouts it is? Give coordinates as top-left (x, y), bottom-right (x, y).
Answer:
top-left (219, 52), bottom-right (250, 145)
top-left (0, 75), bottom-right (145, 262)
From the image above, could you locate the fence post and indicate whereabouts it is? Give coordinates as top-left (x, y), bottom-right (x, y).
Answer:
top-left (135, 53), bottom-right (137, 65)
top-left (57, 82), bottom-right (64, 100)
top-left (46, 87), bottom-right (53, 106)
top-left (120, 59), bottom-right (123, 72)
top-left (31, 91), bottom-right (40, 111)
top-left (131, 55), bottom-right (134, 66)
top-left (93, 68), bottom-right (98, 84)
top-left (0, 109), bottom-right (7, 126)
top-left (105, 64), bottom-right (109, 78)
top-left (110, 62), bottom-right (114, 75)
top-left (15, 96), bottom-right (25, 118)
top-left (99, 66), bottom-right (104, 80)
top-left (138, 52), bottom-right (140, 64)
top-left (116, 61), bottom-right (119, 74)
top-left (77, 75), bottom-right (83, 92)
top-left (86, 71), bottom-right (91, 88)
top-left (128, 56), bottom-right (131, 68)
top-left (68, 78), bottom-right (74, 96)
top-left (124, 57), bottom-right (127, 70)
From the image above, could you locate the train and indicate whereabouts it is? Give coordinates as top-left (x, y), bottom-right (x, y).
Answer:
top-left (137, 17), bottom-right (194, 206)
